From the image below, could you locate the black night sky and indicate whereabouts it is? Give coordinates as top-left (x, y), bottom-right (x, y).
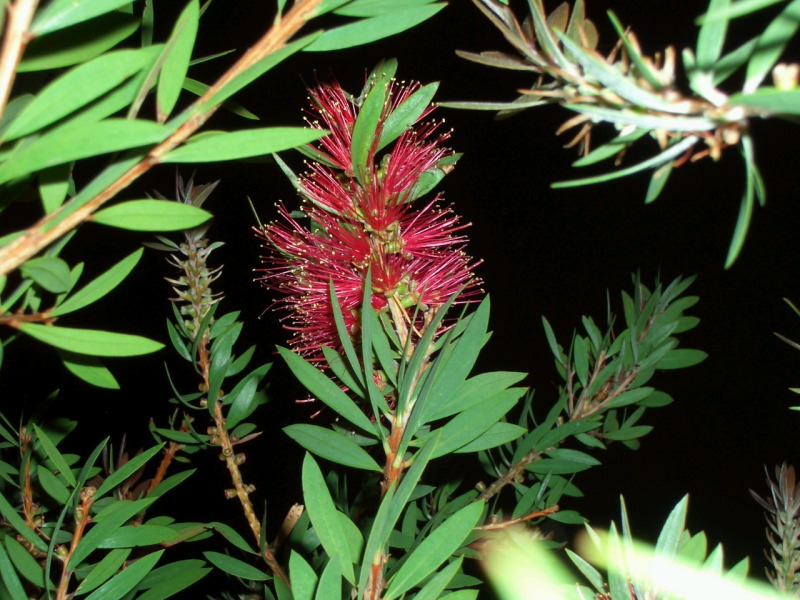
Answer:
top-left (7, 0), bottom-right (800, 585)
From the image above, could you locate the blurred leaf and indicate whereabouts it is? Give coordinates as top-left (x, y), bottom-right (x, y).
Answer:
top-left (75, 549), bottom-right (131, 595)
top-left (305, 5), bottom-right (445, 51)
top-left (730, 87), bottom-right (800, 114)
top-left (0, 541), bottom-right (27, 600)
top-left (163, 127), bottom-right (325, 162)
top-left (4, 49), bottom-right (154, 141)
top-left (19, 323), bottom-right (164, 357)
top-left (696, 0), bottom-right (730, 72)
top-left (20, 256), bottom-right (71, 294)
top-left (744, 0), bottom-right (800, 92)
top-left (54, 249), bottom-right (143, 316)
top-left (302, 454), bottom-right (356, 583)
top-left (278, 347), bottom-right (375, 433)
top-left (0, 119), bottom-right (165, 185)
top-left (607, 12), bottom-right (664, 90)
top-left (156, 0), bottom-right (199, 121)
top-left (31, 0), bottom-right (134, 35)
top-left (92, 200), bottom-right (211, 231)
top-left (20, 13), bottom-right (140, 71)
top-left (383, 501), bottom-right (483, 599)
top-left (95, 444), bottom-right (162, 499)
top-left (32, 423), bottom-right (76, 486)
top-left (573, 129), bottom-right (648, 167)
top-left (84, 550), bottom-right (163, 600)
top-left (203, 551), bottom-right (269, 580)
top-left (645, 160), bottom-right (674, 204)
top-left (286, 424), bottom-right (381, 472)
top-left (603, 425), bottom-right (653, 441)
top-left (697, 0), bottom-right (788, 24)
top-left (377, 81), bottom-right (438, 151)
top-left (334, 0), bottom-right (437, 17)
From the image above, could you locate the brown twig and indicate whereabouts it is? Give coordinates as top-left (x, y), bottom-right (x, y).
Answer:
top-left (0, 0), bottom-right (37, 120)
top-left (0, 0), bottom-right (323, 278)
top-left (55, 486), bottom-right (95, 600)
top-left (475, 504), bottom-right (559, 530)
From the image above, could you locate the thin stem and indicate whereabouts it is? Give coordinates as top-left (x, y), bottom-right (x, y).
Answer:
top-left (0, 0), bottom-right (37, 119)
top-left (55, 487), bottom-right (95, 600)
top-left (0, 0), bottom-right (323, 278)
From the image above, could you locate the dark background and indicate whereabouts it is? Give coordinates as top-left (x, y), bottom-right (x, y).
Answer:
top-left (6, 0), bottom-right (800, 587)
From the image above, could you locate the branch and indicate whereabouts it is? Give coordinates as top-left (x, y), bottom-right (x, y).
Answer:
top-left (0, 0), bottom-right (37, 119)
top-left (0, 0), bottom-right (323, 278)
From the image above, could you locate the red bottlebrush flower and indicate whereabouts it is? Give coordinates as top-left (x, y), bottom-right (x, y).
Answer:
top-left (256, 77), bottom-right (481, 360)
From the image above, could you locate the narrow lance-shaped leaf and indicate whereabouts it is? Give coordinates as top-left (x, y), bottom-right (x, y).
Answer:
top-left (156, 0), bottom-right (199, 122)
top-left (162, 127), bottom-right (326, 162)
top-left (18, 323), bottom-right (164, 357)
top-left (91, 200), bottom-right (211, 231)
top-left (54, 248), bottom-right (143, 316)
top-left (31, 0), bottom-right (134, 35)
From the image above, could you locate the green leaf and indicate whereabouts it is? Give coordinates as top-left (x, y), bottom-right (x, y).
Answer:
top-left (54, 249), bottom-right (143, 316)
top-left (697, 0), bottom-right (786, 23)
top-left (377, 81), bottom-right (438, 151)
top-left (454, 422), bottom-right (526, 453)
top-left (334, 0), bottom-right (438, 17)
top-left (286, 425), bottom-right (380, 472)
top-left (645, 160), bottom-right (673, 204)
top-left (350, 60), bottom-right (395, 184)
top-left (183, 78), bottom-right (258, 120)
top-left (0, 492), bottom-right (48, 553)
top-left (383, 501), bottom-right (483, 599)
top-left (84, 550), bottom-right (163, 600)
top-left (3, 49), bottom-right (155, 141)
top-left (20, 13), bottom-right (141, 72)
top-left (91, 200), bottom-right (211, 231)
top-left (553, 135), bottom-right (699, 189)
top-left (98, 525), bottom-right (177, 548)
top-left (0, 541), bottom-right (27, 600)
top-left (696, 0), bottom-right (730, 72)
top-left (61, 351), bottom-right (120, 388)
top-left (302, 454), bottom-right (356, 583)
top-left (655, 495), bottom-right (688, 558)
top-left (19, 323), bottom-right (164, 357)
top-left (20, 256), bottom-right (71, 294)
top-left (157, 0), bottom-right (199, 121)
top-left (432, 387), bottom-right (523, 457)
top-left (0, 119), bottom-right (165, 185)
top-left (31, 0), bottom-right (134, 35)
top-left (657, 348), bottom-right (707, 369)
top-left (71, 498), bottom-right (157, 567)
top-left (39, 163), bottom-right (72, 213)
top-left (208, 522), bottom-right (256, 554)
top-left (744, 0), bottom-right (800, 91)
top-left (75, 549), bottom-right (131, 595)
top-left (730, 87), bottom-right (800, 114)
top-left (289, 551), bottom-right (318, 600)
top-left (279, 347), bottom-right (375, 432)
top-left (202, 551), bottom-right (269, 580)
top-left (32, 423), bottom-right (76, 486)
top-left (134, 559), bottom-right (211, 600)
top-left (37, 464), bottom-right (71, 504)
top-left (603, 425), bottom-right (653, 441)
top-left (315, 559), bottom-right (342, 600)
top-left (4, 536), bottom-right (44, 588)
top-left (163, 127), bottom-right (326, 163)
top-left (94, 445), bottom-right (163, 499)
top-left (413, 557), bottom-right (463, 600)
top-left (304, 5), bottom-right (445, 52)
